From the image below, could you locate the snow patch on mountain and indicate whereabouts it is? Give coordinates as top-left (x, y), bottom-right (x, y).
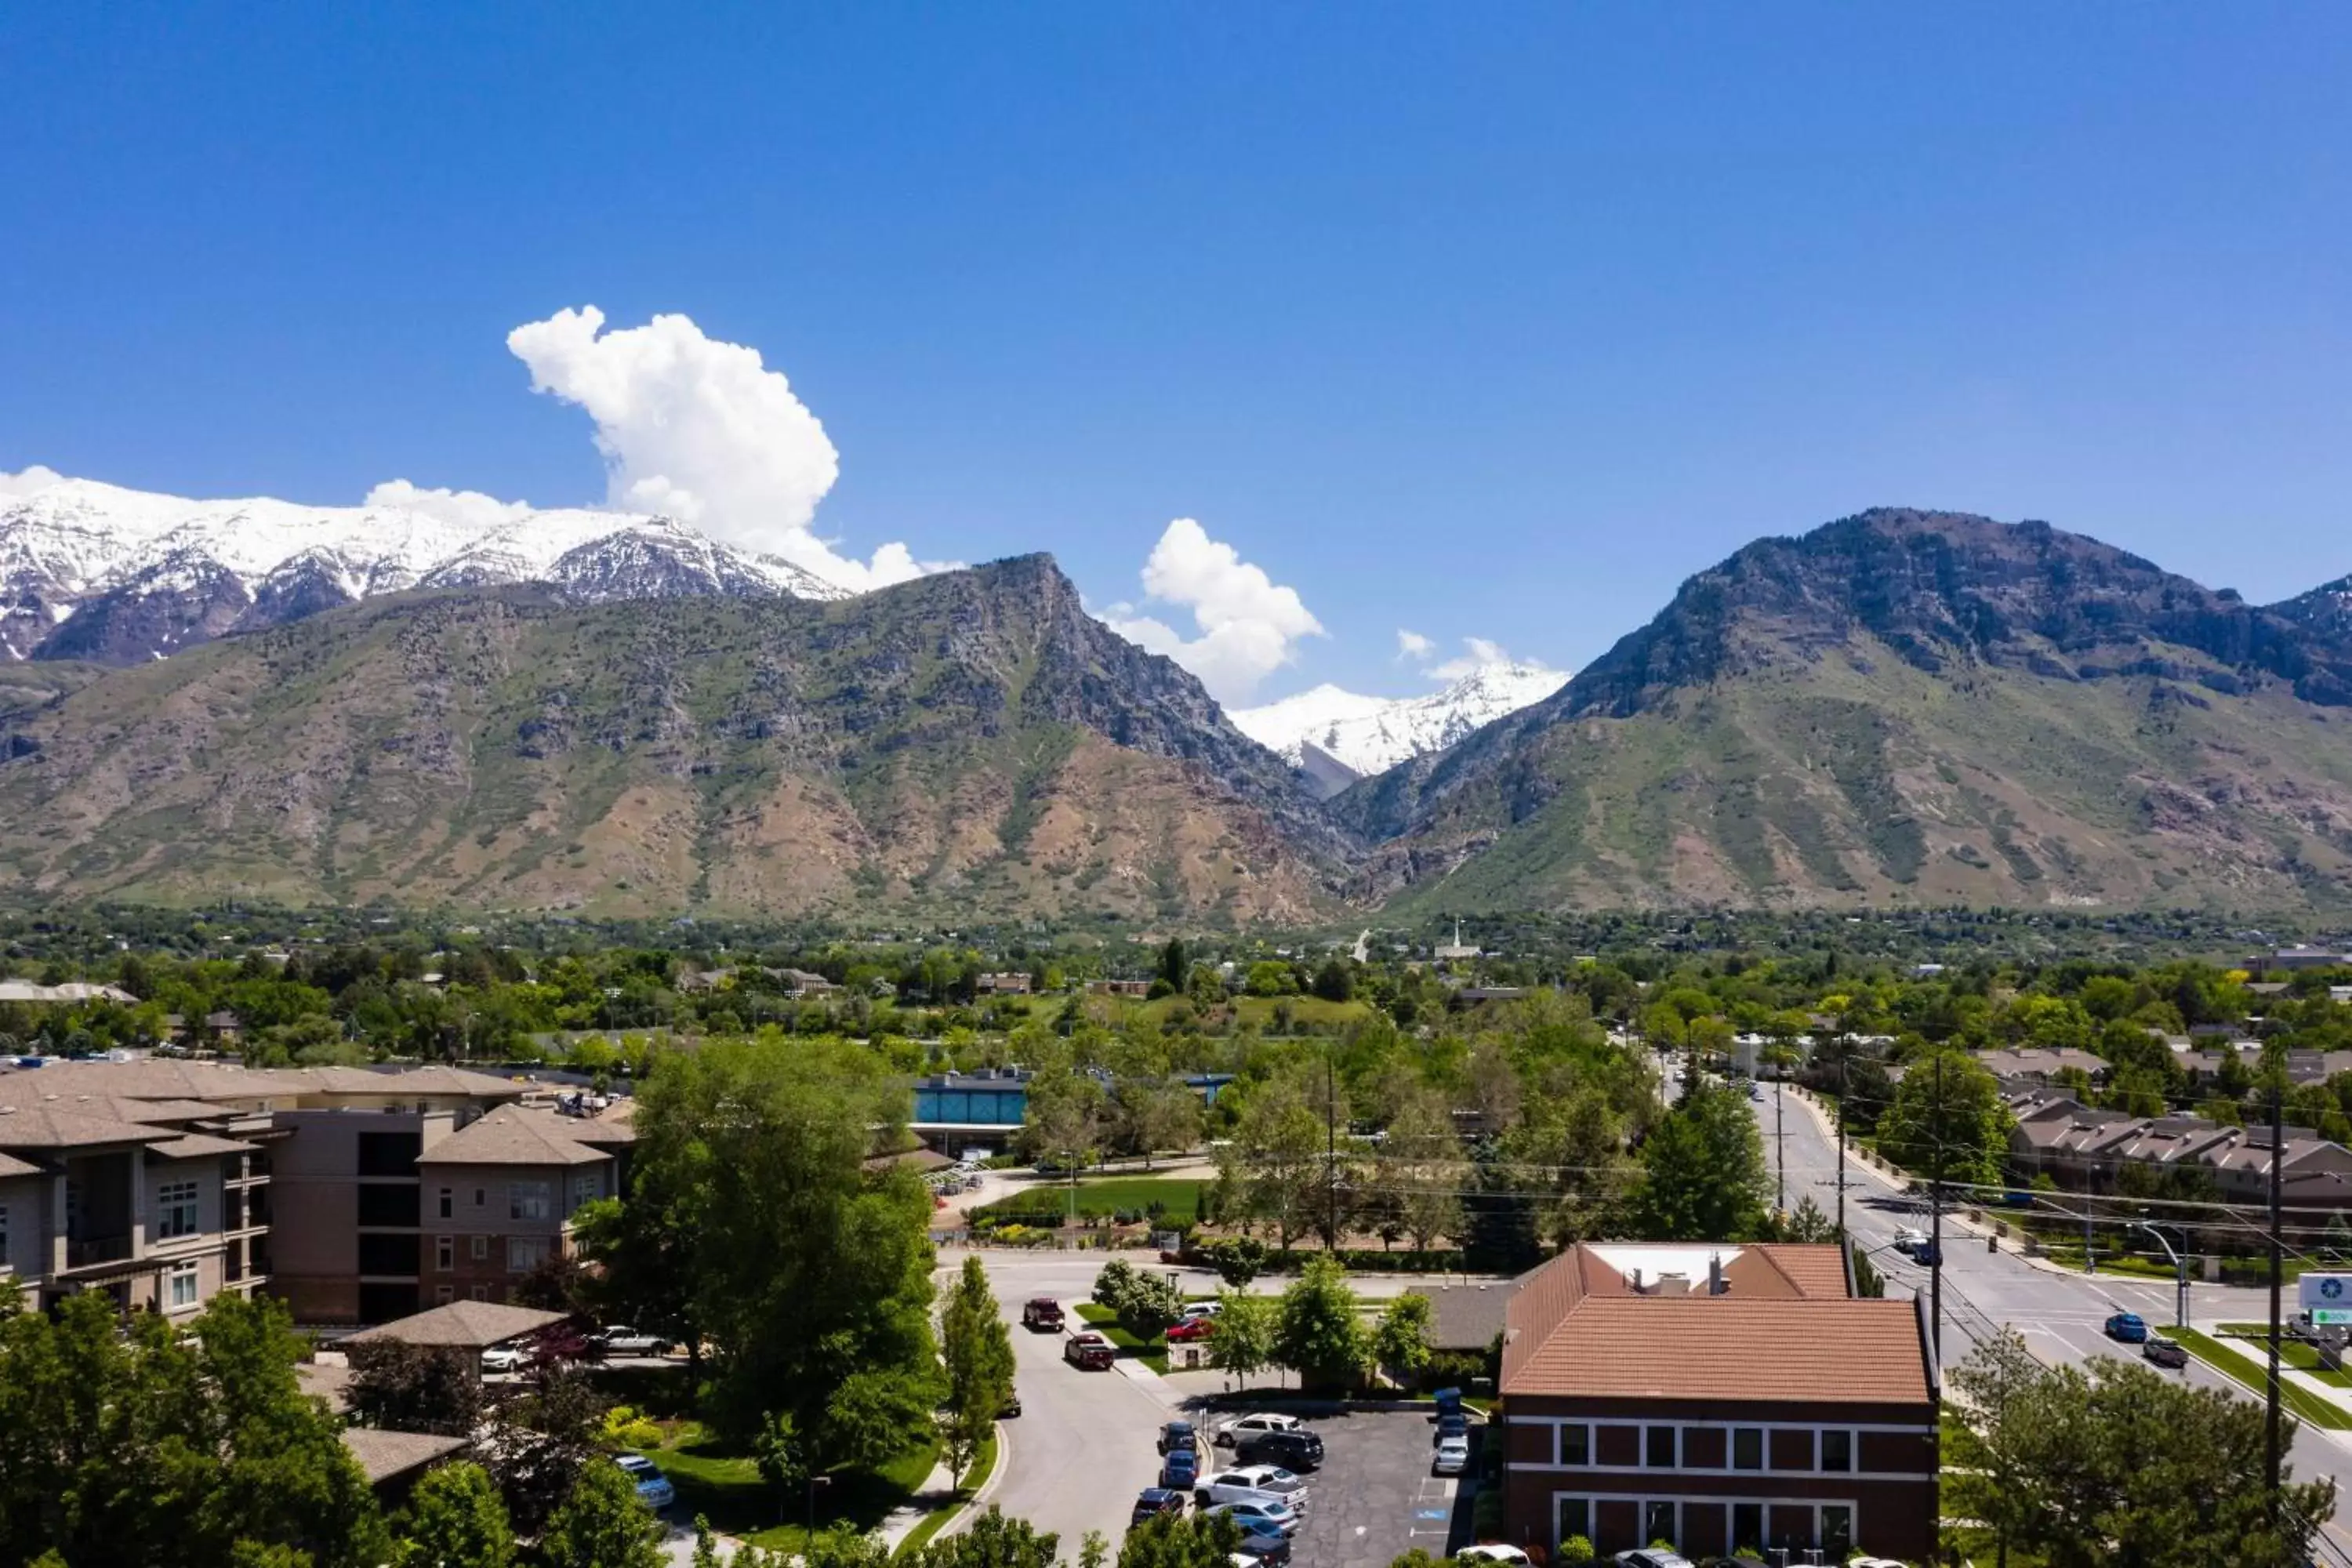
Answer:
top-left (0, 472), bottom-right (855, 664)
top-left (1231, 659), bottom-right (1569, 789)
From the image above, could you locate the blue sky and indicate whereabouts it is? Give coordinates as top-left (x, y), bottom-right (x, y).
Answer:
top-left (5, 3), bottom-right (2349, 704)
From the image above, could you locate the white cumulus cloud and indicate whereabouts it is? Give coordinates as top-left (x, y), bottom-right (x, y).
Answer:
top-left (1102, 518), bottom-right (1324, 704)
top-left (1395, 628), bottom-right (1434, 660)
top-left (0, 465), bottom-right (66, 499)
top-left (504, 305), bottom-right (946, 592)
top-left (363, 479), bottom-right (532, 531)
top-left (1422, 635), bottom-right (1559, 681)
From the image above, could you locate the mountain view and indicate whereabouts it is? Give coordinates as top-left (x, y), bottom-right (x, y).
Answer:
top-left (11, 503), bottom-right (2352, 918)
top-left (1231, 659), bottom-right (1568, 797)
top-left (0, 474), bottom-right (849, 666)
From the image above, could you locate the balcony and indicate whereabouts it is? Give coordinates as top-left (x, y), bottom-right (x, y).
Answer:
top-left (66, 1233), bottom-right (134, 1269)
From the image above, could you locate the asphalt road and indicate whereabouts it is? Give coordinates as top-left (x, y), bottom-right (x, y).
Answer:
top-left (1755, 1080), bottom-right (2352, 1559)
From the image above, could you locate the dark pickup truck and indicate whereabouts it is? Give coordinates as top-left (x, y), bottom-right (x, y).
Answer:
top-left (1022, 1298), bottom-right (1065, 1332)
top-left (1064, 1331), bottom-right (1116, 1370)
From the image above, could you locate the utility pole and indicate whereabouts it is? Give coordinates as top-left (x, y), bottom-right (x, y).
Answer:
top-left (1929, 1052), bottom-right (1944, 1364)
top-left (2268, 1077), bottom-right (2285, 1530)
top-left (1326, 1043), bottom-right (1338, 1251)
top-left (1835, 1049), bottom-right (1848, 1239)
top-left (1775, 1072), bottom-right (1788, 1214)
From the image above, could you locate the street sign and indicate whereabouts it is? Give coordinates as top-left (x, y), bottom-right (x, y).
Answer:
top-left (2298, 1272), bottom-right (2352, 1323)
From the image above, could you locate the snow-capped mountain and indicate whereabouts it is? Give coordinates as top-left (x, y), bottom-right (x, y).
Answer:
top-left (1231, 660), bottom-right (1570, 794)
top-left (0, 474), bottom-right (853, 665)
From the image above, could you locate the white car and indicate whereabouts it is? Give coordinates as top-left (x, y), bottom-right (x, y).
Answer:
top-left (1218, 1412), bottom-right (1305, 1447)
top-left (1182, 1301), bottom-right (1222, 1319)
top-left (479, 1345), bottom-right (528, 1374)
top-left (1203, 1499), bottom-right (1301, 1537)
top-left (1433, 1433), bottom-right (1470, 1475)
top-left (1612, 1552), bottom-right (1693, 1568)
top-left (615, 1451), bottom-right (675, 1510)
top-left (598, 1326), bottom-right (670, 1355)
top-left (1197, 1471), bottom-right (1307, 1511)
top-left (1456, 1548), bottom-right (1530, 1567)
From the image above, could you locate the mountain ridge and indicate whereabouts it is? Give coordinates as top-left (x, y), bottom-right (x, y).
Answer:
top-left (1231, 660), bottom-right (1568, 794)
top-left (0, 474), bottom-right (851, 665)
top-left (0, 554), bottom-right (1342, 921)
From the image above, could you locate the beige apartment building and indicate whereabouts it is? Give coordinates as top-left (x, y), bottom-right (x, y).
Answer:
top-left (0, 1058), bottom-right (630, 1327)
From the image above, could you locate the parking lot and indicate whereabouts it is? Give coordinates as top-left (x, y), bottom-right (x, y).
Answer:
top-left (1261, 1410), bottom-right (1479, 1568)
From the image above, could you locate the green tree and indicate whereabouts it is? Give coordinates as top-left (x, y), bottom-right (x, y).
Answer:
top-left (1878, 1048), bottom-right (2015, 1189)
top-left (1225, 1076), bottom-right (1325, 1250)
top-left (538, 1460), bottom-right (666, 1568)
top-left (1158, 939), bottom-right (1189, 994)
top-left (939, 1257), bottom-right (1015, 1489)
top-left (1203, 1235), bottom-right (1269, 1288)
top-left (1622, 1080), bottom-right (1770, 1241)
top-left (1018, 1070), bottom-right (1109, 1170)
top-left (1381, 1090), bottom-right (1466, 1255)
top-left (1114, 1511), bottom-right (1243, 1568)
top-left (1275, 1255), bottom-right (1367, 1392)
top-left (348, 1341), bottom-right (485, 1438)
top-left (906, 1506), bottom-right (1058, 1568)
top-left (395, 1461), bottom-right (515, 1568)
top-left (1946, 1330), bottom-right (2334, 1568)
top-left (630, 1037), bottom-right (938, 1449)
top-left (1209, 1290), bottom-right (1279, 1389)
top-left (1371, 1293), bottom-right (1432, 1385)
top-left (1120, 1079), bottom-right (1203, 1169)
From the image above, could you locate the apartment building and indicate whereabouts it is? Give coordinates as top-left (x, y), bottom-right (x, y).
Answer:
top-left (0, 1058), bottom-right (629, 1326)
top-left (2009, 1089), bottom-right (2352, 1214)
top-left (1498, 1242), bottom-right (1938, 1564)
top-left (0, 1071), bottom-right (280, 1315)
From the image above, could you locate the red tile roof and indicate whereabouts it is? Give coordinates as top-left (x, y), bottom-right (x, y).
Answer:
top-left (1503, 1243), bottom-right (1930, 1406)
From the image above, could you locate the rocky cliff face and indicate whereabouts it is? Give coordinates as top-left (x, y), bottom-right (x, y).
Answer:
top-left (1338, 510), bottom-right (2352, 913)
top-left (0, 555), bottom-right (1339, 921)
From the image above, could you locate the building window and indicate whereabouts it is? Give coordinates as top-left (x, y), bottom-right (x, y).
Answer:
top-left (1556, 1497), bottom-right (1589, 1551)
top-left (436, 1235), bottom-right (455, 1272)
top-left (156, 1180), bottom-right (201, 1240)
top-left (1823, 1505), bottom-right (1853, 1555)
top-left (0, 1203), bottom-right (9, 1265)
top-left (1821, 1429), bottom-right (1853, 1473)
top-left (1732, 1427), bottom-right (1764, 1471)
top-left (1559, 1423), bottom-right (1589, 1466)
top-left (470, 1283), bottom-right (491, 1301)
top-left (508, 1236), bottom-right (551, 1274)
top-left (435, 1285), bottom-right (455, 1305)
top-left (1732, 1503), bottom-right (1764, 1554)
top-left (474, 1188), bottom-right (486, 1207)
top-left (510, 1181), bottom-right (551, 1221)
top-left (438, 1188), bottom-right (454, 1219)
top-left (471, 1235), bottom-right (488, 1261)
top-left (1642, 1501), bottom-right (1676, 1548)
top-left (165, 1261), bottom-right (201, 1309)
top-left (1644, 1425), bottom-right (1677, 1468)
top-left (570, 1171), bottom-right (601, 1210)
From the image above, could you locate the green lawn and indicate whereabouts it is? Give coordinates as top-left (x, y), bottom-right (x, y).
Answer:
top-left (647, 1421), bottom-right (942, 1549)
top-left (1073, 1301), bottom-right (1174, 1374)
top-left (2169, 1330), bottom-right (2352, 1429)
top-left (2216, 1326), bottom-right (2352, 1387)
top-left (893, 1429), bottom-right (997, 1559)
top-left (978, 1178), bottom-right (1209, 1225)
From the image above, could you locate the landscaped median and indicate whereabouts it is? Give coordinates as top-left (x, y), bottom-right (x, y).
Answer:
top-left (1073, 1301), bottom-right (1172, 1374)
top-left (2165, 1329), bottom-right (2352, 1430)
top-left (891, 1428), bottom-right (998, 1559)
top-left (646, 1419), bottom-right (946, 1551)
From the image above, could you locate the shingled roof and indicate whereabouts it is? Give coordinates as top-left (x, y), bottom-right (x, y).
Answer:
top-left (416, 1108), bottom-right (608, 1167)
top-left (344, 1300), bottom-right (567, 1348)
top-left (1502, 1243), bottom-right (1933, 1407)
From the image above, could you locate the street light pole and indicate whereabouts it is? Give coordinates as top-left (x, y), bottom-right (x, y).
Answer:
top-left (2137, 1221), bottom-right (2190, 1330)
top-left (1835, 1050), bottom-right (1848, 1240)
top-left (2268, 1077), bottom-right (2285, 1530)
top-left (1929, 1052), bottom-right (1944, 1365)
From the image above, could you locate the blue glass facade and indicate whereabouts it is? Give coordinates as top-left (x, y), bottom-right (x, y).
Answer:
top-left (913, 1077), bottom-right (1029, 1126)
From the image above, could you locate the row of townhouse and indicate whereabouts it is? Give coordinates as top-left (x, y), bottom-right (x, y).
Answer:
top-left (0, 1058), bottom-right (633, 1325)
top-left (1980, 1044), bottom-right (2352, 1089)
top-left (2006, 1090), bottom-right (2352, 1213)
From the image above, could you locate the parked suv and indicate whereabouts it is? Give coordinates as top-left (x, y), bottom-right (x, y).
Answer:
top-left (1218, 1413), bottom-right (1305, 1448)
top-left (1131, 1489), bottom-right (1188, 1526)
top-left (1158, 1421), bottom-right (1200, 1456)
top-left (1235, 1428), bottom-right (1323, 1472)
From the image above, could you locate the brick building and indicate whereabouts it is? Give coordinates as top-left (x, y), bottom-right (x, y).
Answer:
top-left (1498, 1242), bottom-right (1938, 1564)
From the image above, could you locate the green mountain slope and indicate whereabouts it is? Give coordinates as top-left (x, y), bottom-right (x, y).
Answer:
top-left (0, 556), bottom-right (1341, 922)
top-left (1346, 509), bottom-right (2352, 913)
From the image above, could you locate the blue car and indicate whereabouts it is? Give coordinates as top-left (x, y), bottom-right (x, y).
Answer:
top-left (2105, 1312), bottom-right (2149, 1344)
top-left (1160, 1447), bottom-right (1200, 1490)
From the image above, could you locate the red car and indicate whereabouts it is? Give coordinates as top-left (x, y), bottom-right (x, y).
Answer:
top-left (1167, 1316), bottom-right (1218, 1343)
